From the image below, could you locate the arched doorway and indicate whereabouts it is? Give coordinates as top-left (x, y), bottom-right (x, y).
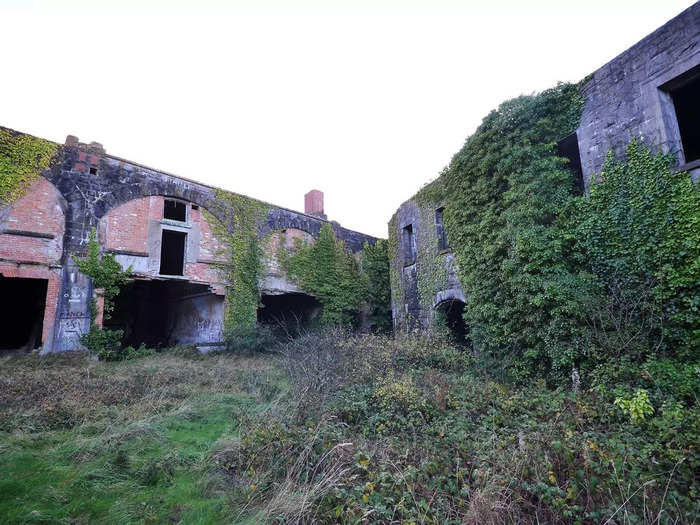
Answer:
top-left (435, 299), bottom-right (469, 346)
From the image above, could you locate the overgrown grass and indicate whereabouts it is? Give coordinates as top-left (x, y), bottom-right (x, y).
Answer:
top-left (2, 335), bottom-right (697, 523)
top-left (0, 349), bottom-right (286, 524)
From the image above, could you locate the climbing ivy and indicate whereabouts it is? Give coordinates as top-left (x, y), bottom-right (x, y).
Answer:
top-left (567, 142), bottom-right (699, 361)
top-left (387, 214), bottom-right (402, 326)
top-left (280, 223), bottom-right (367, 327)
top-left (207, 191), bottom-right (270, 338)
top-left (361, 239), bottom-right (392, 332)
top-left (441, 82), bottom-right (587, 380)
top-left (414, 177), bottom-right (450, 326)
top-left (0, 128), bottom-right (57, 205)
top-left (73, 228), bottom-right (132, 359)
top-left (396, 80), bottom-right (698, 382)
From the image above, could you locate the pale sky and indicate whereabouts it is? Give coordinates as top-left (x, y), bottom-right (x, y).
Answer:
top-left (1, 0), bottom-right (693, 237)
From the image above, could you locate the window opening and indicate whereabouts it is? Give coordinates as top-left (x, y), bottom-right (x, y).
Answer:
top-left (556, 132), bottom-right (584, 195)
top-left (160, 230), bottom-right (186, 276)
top-left (403, 224), bottom-right (416, 264)
top-left (164, 199), bottom-right (187, 222)
top-left (669, 72), bottom-right (700, 163)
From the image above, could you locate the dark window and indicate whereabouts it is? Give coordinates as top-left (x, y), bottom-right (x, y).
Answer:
top-left (435, 207), bottom-right (449, 251)
top-left (164, 199), bottom-right (187, 222)
top-left (160, 230), bottom-right (186, 275)
top-left (669, 73), bottom-right (700, 163)
top-left (403, 224), bottom-right (416, 264)
top-left (556, 132), bottom-right (584, 195)
top-left (89, 166), bottom-right (98, 175)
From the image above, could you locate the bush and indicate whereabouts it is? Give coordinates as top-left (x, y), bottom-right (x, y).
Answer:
top-left (80, 327), bottom-right (124, 361)
top-left (224, 324), bottom-right (278, 354)
top-left (225, 330), bottom-right (699, 523)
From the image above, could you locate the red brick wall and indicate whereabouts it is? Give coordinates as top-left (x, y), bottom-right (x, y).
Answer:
top-left (186, 207), bottom-right (226, 284)
top-left (101, 196), bottom-right (162, 254)
top-left (99, 196), bottom-right (226, 285)
top-left (194, 207), bottom-right (227, 263)
top-left (0, 177), bottom-right (65, 265)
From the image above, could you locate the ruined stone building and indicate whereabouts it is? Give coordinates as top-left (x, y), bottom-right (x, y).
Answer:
top-left (2, 5), bottom-right (698, 354)
top-left (389, 5), bottom-right (699, 335)
top-left (0, 133), bottom-right (376, 353)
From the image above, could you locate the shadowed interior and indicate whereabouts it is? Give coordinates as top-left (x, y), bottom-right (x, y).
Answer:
top-left (0, 277), bottom-right (47, 351)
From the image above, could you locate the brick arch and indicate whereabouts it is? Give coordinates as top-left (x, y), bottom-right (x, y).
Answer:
top-left (0, 176), bottom-right (67, 266)
top-left (98, 195), bottom-right (227, 261)
top-left (94, 183), bottom-right (228, 227)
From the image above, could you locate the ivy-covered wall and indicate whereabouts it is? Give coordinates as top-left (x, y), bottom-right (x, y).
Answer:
top-left (388, 12), bottom-right (700, 381)
top-left (0, 127), bottom-right (58, 207)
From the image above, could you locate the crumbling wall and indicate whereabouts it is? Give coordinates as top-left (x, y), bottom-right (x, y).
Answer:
top-left (0, 134), bottom-right (376, 352)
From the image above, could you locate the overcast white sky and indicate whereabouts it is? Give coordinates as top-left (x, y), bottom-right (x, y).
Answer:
top-left (1, 1), bottom-right (693, 237)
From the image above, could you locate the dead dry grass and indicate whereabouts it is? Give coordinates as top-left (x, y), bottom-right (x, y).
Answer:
top-left (0, 349), bottom-right (283, 432)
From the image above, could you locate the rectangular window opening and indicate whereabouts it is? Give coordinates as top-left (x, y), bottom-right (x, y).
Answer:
top-left (89, 166), bottom-right (98, 175)
top-left (556, 132), bottom-right (584, 195)
top-left (164, 199), bottom-right (187, 222)
top-left (668, 70), bottom-right (700, 164)
top-left (435, 207), bottom-right (449, 251)
top-left (403, 224), bottom-right (416, 264)
top-left (159, 230), bottom-right (186, 276)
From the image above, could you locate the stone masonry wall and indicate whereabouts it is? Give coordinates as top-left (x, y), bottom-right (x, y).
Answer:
top-left (577, 4), bottom-right (700, 188)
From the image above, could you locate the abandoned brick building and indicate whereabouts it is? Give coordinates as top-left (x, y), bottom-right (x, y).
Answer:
top-left (389, 5), bottom-right (699, 335)
top-left (0, 133), bottom-right (376, 353)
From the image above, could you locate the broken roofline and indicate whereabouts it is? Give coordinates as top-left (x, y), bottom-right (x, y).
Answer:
top-left (1, 125), bottom-right (378, 240)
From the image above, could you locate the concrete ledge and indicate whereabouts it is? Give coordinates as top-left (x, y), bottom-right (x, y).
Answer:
top-left (2, 229), bottom-right (55, 239)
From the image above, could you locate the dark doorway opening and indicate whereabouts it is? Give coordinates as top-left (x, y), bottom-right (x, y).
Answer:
top-left (257, 293), bottom-right (320, 337)
top-left (435, 299), bottom-right (469, 346)
top-left (164, 199), bottom-right (187, 222)
top-left (160, 230), bottom-right (186, 276)
top-left (106, 280), bottom-right (214, 348)
top-left (557, 132), bottom-right (585, 195)
top-left (669, 72), bottom-right (700, 163)
top-left (0, 277), bottom-right (47, 351)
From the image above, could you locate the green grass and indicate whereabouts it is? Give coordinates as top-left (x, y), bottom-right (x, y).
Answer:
top-left (0, 351), bottom-right (286, 524)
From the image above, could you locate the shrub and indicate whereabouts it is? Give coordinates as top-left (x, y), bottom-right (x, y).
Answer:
top-left (224, 324), bottom-right (278, 354)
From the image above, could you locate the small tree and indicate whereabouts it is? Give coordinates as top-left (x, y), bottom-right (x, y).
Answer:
top-left (73, 228), bottom-right (131, 359)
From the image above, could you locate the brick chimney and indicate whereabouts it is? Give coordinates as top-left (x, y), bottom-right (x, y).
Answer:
top-left (304, 189), bottom-right (326, 219)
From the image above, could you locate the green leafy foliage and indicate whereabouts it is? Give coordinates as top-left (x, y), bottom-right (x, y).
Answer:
top-left (207, 191), bottom-right (270, 341)
top-left (280, 223), bottom-right (367, 327)
top-left (73, 228), bottom-right (132, 360)
top-left (0, 128), bottom-right (57, 205)
top-left (568, 142), bottom-right (700, 360)
top-left (361, 239), bottom-right (392, 332)
top-left (614, 388), bottom-right (654, 425)
top-left (439, 83), bottom-right (586, 379)
top-left (224, 331), bottom-right (699, 522)
top-left (404, 81), bottom-right (698, 383)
